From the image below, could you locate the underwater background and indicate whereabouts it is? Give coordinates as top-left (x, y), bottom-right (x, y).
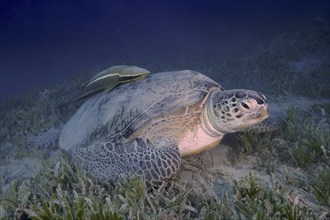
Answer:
top-left (1, 0), bottom-right (330, 219)
top-left (1, 0), bottom-right (330, 101)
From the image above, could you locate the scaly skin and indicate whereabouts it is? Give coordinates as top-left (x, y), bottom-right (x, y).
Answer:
top-left (69, 138), bottom-right (180, 186)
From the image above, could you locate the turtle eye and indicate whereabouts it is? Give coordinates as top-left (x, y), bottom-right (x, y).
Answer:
top-left (241, 102), bottom-right (249, 109)
top-left (238, 98), bottom-right (257, 112)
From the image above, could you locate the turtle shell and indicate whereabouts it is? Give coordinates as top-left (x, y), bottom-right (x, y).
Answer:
top-left (59, 70), bottom-right (223, 150)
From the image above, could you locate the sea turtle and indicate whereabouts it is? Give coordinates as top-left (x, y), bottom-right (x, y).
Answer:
top-left (59, 66), bottom-right (271, 185)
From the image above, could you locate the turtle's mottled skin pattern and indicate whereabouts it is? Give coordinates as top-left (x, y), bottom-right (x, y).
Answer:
top-left (70, 138), bottom-right (180, 185)
top-left (60, 69), bottom-right (269, 185)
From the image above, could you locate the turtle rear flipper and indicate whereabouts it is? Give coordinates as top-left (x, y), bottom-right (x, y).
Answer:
top-left (68, 138), bottom-right (181, 186)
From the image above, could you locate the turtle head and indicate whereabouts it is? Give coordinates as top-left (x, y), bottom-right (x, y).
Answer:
top-left (204, 89), bottom-right (269, 135)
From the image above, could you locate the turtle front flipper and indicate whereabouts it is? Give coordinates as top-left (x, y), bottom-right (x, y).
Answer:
top-left (67, 138), bottom-right (181, 186)
top-left (69, 65), bottom-right (150, 104)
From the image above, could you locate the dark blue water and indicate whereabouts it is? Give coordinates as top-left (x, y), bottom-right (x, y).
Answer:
top-left (1, 0), bottom-right (329, 101)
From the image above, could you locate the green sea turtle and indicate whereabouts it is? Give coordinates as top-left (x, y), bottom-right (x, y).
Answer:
top-left (59, 66), bottom-right (271, 185)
